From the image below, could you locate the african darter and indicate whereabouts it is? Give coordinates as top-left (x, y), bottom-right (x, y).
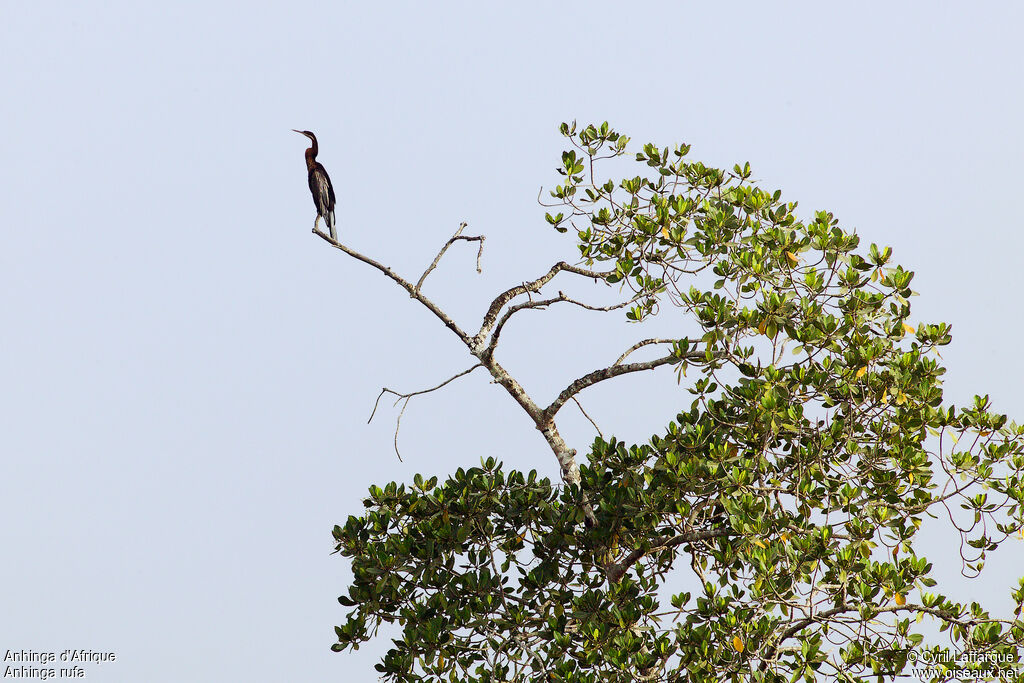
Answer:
top-left (292, 129), bottom-right (337, 240)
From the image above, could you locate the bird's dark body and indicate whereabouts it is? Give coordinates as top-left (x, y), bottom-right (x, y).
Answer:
top-left (293, 129), bottom-right (337, 240)
top-left (307, 160), bottom-right (336, 232)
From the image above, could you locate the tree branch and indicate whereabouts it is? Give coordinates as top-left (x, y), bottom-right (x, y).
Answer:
top-left (615, 338), bottom-right (678, 365)
top-left (475, 262), bottom-right (613, 347)
top-left (484, 290), bottom-right (640, 360)
top-left (545, 352), bottom-right (708, 419)
top-left (605, 528), bottom-right (733, 583)
top-left (415, 222), bottom-right (485, 292)
top-left (572, 397), bottom-right (603, 437)
top-left (316, 230), bottom-right (605, 524)
top-left (759, 602), bottom-right (967, 671)
top-left (314, 228), bottom-right (473, 345)
top-left (367, 364), bottom-right (484, 461)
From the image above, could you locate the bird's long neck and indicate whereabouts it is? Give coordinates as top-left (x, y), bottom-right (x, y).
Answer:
top-left (303, 133), bottom-right (319, 169)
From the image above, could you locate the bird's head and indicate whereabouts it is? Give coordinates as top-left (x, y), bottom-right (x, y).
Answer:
top-left (292, 129), bottom-right (317, 143)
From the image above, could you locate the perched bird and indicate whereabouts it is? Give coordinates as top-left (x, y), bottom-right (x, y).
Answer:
top-left (292, 129), bottom-right (337, 240)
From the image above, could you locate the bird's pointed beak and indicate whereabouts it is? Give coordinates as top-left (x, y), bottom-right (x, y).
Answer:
top-left (291, 129), bottom-right (302, 134)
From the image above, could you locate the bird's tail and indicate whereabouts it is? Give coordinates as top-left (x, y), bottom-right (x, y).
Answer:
top-left (328, 210), bottom-right (337, 241)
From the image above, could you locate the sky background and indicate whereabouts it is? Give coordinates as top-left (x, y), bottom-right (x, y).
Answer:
top-left (2, 3), bottom-right (1023, 681)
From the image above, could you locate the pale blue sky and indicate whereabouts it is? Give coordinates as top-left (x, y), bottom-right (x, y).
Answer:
top-left (2, 3), bottom-right (1022, 681)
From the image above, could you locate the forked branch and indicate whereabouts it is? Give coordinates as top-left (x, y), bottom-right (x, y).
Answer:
top-left (415, 222), bottom-right (485, 293)
top-left (314, 228), bottom-right (472, 345)
top-left (367, 364), bottom-right (485, 461)
top-left (476, 262), bottom-right (613, 345)
top-left (484, 290), bottom-right (642, 359)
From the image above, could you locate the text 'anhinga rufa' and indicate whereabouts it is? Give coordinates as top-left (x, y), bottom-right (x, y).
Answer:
top-left (292, 129), bottom-right (337, 240)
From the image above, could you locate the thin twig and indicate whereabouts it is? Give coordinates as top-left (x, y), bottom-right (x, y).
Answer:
top-left (571, 397), bottom-right (602, 437)
top-left (367, 364), bottom-right (484, 461)
top-left (368, 363), bottom-right (483, 423)
top-left (415, 222), bottom-right (485, 292)
top-left (614, 338), bottom-right (677, 365)
top-left (556, 290), bottom-right (640, 313)
top-left (474, 239), bottom-right (484, 273)
top-left (536, 185), bottom-right (560, 208)
top-left (391, 397), bottom-right (408, 462)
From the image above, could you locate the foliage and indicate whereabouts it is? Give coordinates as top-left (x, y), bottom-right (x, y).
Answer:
top-left (332, 123), bottom-right (1024, 682)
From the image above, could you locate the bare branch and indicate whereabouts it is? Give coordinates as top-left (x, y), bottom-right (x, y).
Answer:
top-left (476, 262), bottom-right (614, 346)
top-left (368, 363), bottom-right (483, 424)
top-left (615, 338), bottom-right (677, 365)
top-left (317, 229), bottom-right (600, 523)
top-left (536, 185), bottom-right (561, 208)
top-left (390, 397), bottom-right (408, 462)
top-left (415, 222), bottom-right (485, 292)
top-left (472, 239), bottom-right (484, 273)
top-left (366, 364), bottom-right (484, 461)
top-left (314, 228), bottom-right (472, 345)
top-left (546, 352), bottom-right (698, 419)
top-left (484, 290), bottom-right (640, 359)
top-left (571, 397), bottom-right (602, 437)
top-left (556, 290), bottom-right (640, 313)
top-left (485, 296), bottom-right (562, 355)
